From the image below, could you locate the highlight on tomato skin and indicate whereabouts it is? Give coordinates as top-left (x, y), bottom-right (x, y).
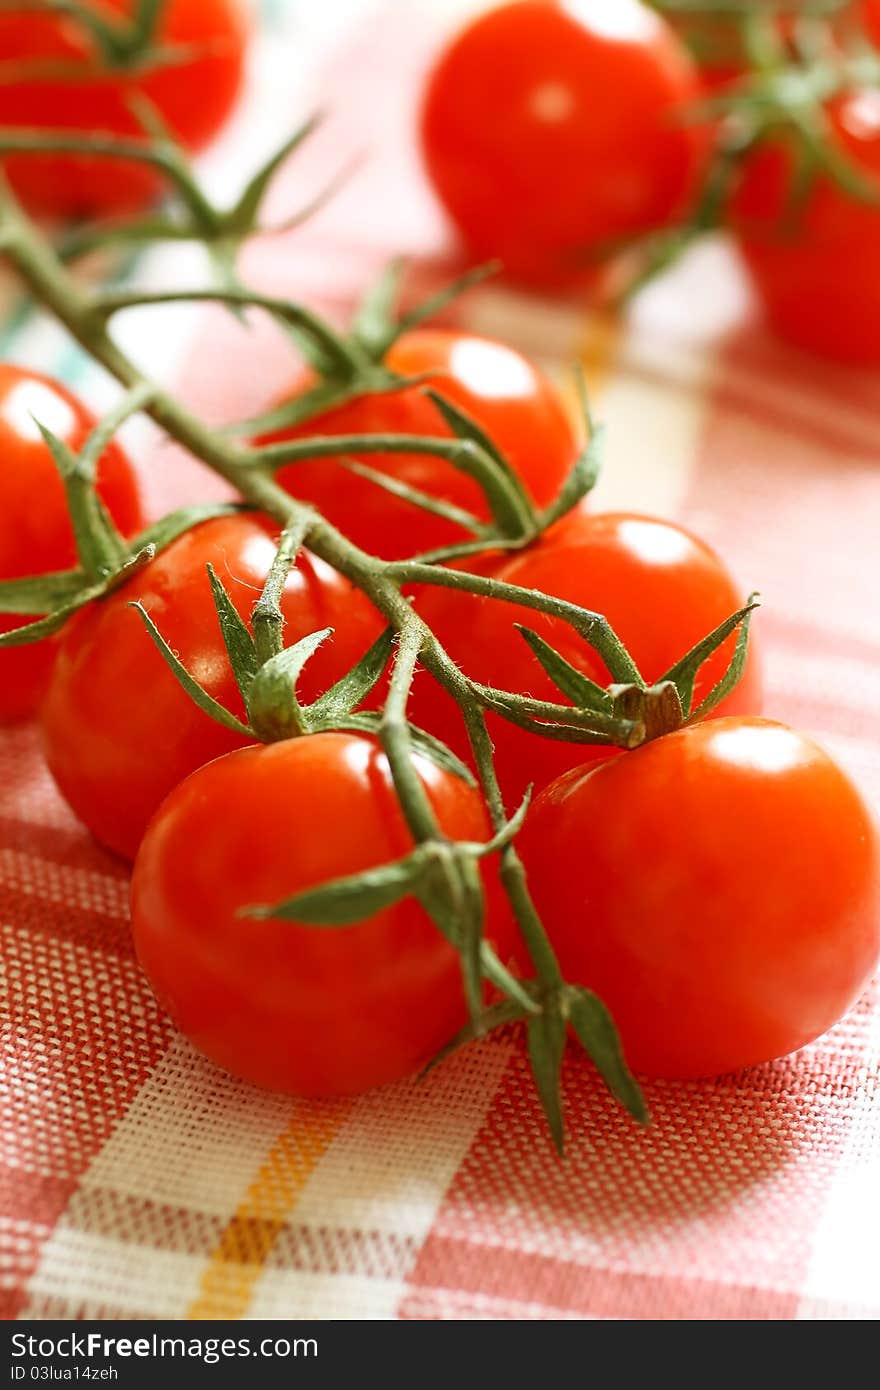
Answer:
top-left (409, 510), bottom-right (763, 802)
top-left (0, 363), bottom-right (144, 723)
top-left (39, 513), bottom-right (384, 861)
top-left (419, 0), bottom-right (708, 288)
top-left (519, 716), bottom-right (880, 1081)
top-left (262, 328), bottom-right (582, 561)
top-left (130, 732), bottom-right (516, 1097)
top-left (0, 0), bottom-right (251, 220)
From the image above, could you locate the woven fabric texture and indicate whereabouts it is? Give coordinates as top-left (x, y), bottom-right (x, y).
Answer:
top-left (2, 0), bottom-right (879, 1321)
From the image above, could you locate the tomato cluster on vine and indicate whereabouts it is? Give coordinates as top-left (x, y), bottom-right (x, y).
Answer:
top-left (0, 0), bottom-right (878, 1145)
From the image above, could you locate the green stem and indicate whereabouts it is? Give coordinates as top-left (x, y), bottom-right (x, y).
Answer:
top-left (380, 624), bottom-right (439, 845)
top-left (461, 705), bottom-right (564, 993)
top-left (254, 432), bottom-right (535, 542)
top-left (92, 286), bottom-right (366, 380)
top-left (0, 131), bottom-right (219, 229)
top-left (252, 518), bottom-right (311, 667)
top-left (389, 560), bottom-right (643, 686)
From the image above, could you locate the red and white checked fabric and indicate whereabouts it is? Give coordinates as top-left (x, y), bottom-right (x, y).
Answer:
top-left (2, 1), bottom-right (880, 1321)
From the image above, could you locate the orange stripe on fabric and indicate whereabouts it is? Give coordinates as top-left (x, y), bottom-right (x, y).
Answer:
top-left (186, 1098), bottom-right (352, 1320)
top-left (575, 307), bottom-right (624, 403)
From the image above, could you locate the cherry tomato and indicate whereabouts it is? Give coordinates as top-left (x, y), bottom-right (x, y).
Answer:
top-left (419, 0), bottom-right (706, 286)
top-left (729, 90), bottom-right (880, 363)
top-left (262, 329), bottom-right (580, 561)
top-left (520, 717), bottom-right (880, 1079)
top-left (410, 512), bottom-right (762, 802)
top-left (41, 514), bottom-right (383, 860)
top-left (0, 364), bottom-right (143, 722)
top-left (131, 731), bottom-right (512, 1095)
top-left (861, 0), bottom-right (880, 45)
top-left (0, 0), bottom-right (249, 220)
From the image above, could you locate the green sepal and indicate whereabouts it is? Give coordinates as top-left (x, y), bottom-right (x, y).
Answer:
top-left (0, 567), bottom-right (88, 617)
top-left (424, 387), bottom-right (514, 475)
top-left (0, 589), bottom-right (102, 647)
top-left (474, 787), bottom-right (532, 857)
top-left (131, 501), bottom-right (250, 558)
top-left (36, 420), bottom-right (128, 578)
top-left (416, 846), bottom-right (485, 1022)
top-left (477, 685), bottom-right (643, 748)
top-left (246, 628), bottom-right (332, 742)
top-left (690, 595), bottom-right (760, 723)
top-left (424, 389), bottom-right (536, 539)
top-left (341, 460), bottom-right (484, 535)
top-left (515, 625), bottom-right (613, 713)
top-left (205, 564), bottom-right (259, 705)
top-left (527, 1005), bottom-right (567, 1154)
top-left (129, 600), bottom-right (254, 738)
top-left (351, 256), bottom-right (408, 358)
top-left (660, 595), bottom-right (760, 720)
top-left (231, 371), bottom-right (422, 439)
top-left (566, 987), bottom-right (648, 1125)
top-left (306, 627), bottom-right (395, 724)
top-left (383, 262), bottom-right (500, 356)
top-left (538, 421), bottom-right (606, 531)
top-left (243, 851), bottom-right (423, 925)
top-left (419, 997), bottom-right (530, 1080)
top-left (228, 115), bottom-right (323, 234)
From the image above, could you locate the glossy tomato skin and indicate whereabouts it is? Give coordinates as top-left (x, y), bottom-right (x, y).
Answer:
top-left (410, 511), bottom-right (762, 802)
top-left (131, 732), bottom-right (512, 1095)
top-left (0, 0), bottom-right (249, 219)
top-left (265, 329), bottom-right (580, 561)
top-left (420, 0), bottom-right (706, 286)
top-left (41, 514), bottom-right (383, 860)
top-left (0, 364), bottom-right (143, 722)
top-left (730, 92), bottom-right (880, 363)
top-left (520, 718), bottom-right (880, 1079)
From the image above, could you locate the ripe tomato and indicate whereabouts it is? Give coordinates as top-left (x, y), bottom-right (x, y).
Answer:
top-left (131, 731), bottom-right (512, 1095)
top-left (410, 512), bottom-right (762, 802)
top-left (729, 90), bottom-right (880, 363)
top-left (419, 0), bottom-right (706, 286)
top-left (41, 514), bottom-right (383, 860)
top-left (0, 364), bottom-right (143, 722)
top-left (862, 0), bottom-right (880, 45)
top-left (0, 0), bottom-right (249, 219)
top-left (263, 329), bottom-right (580, 561)
top-left (520, 717), bottom-right (880, 1078)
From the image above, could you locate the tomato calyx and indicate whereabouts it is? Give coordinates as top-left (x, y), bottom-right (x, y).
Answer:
top-left (242, 796), bottom-right (534, 1018)
top-left (512, 592), bottom-right (759, 748)
top-left (130, 523), bottom-right (478, 784)
top-left (615, 2), bottom-right (880, 297)
top-left (0, 382), bottom-right (244, 648)
top-left (7, 0), bottom-right (214, 78)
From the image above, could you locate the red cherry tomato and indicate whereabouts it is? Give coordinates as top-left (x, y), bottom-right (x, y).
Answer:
top-left (520, 717), bottom-right (880, 1079)
top-left (41, 514), bottom-right (383, 859)
top-left (0, 0), bottom-right (249, 219)
top-left (862, 0), bottom-right (880, 45)
top-left (410, 511), bottom-right (762, 802)
top-left (729, 90), bottom-right (880, 363)
top-left (420, 0), bottom-right (706, 286)
top-left (263, 329), bottom-right (580, 561)
top-left (131, 731), bottom-right (512, 1095)
top-left (0, 364), bottom-right (143, 722)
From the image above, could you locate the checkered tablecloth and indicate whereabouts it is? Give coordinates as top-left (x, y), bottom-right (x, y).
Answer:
top-left (2, 0), bottom-right (880, 1321)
